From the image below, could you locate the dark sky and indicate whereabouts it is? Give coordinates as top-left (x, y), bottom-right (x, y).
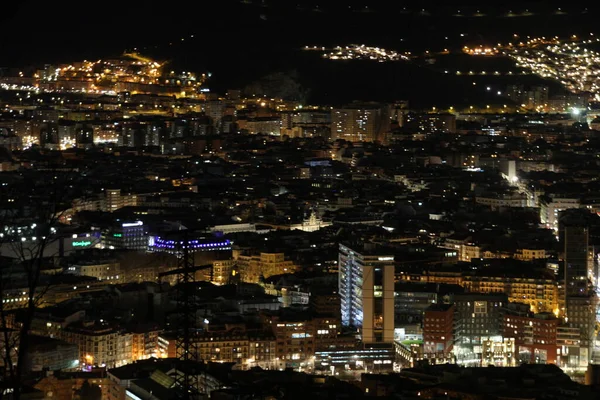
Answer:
top-left (0, 1), bottom-right (228, 65)
top-left (2, 1), bottom-right (597, 67)
top-left (1, 0), bottom-right (598, 106)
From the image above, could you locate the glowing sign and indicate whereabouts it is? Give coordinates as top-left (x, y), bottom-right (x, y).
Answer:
top-left (378, 257), bottom-right (394, 261)
top-left (73, 241), bottom-right (92, 247)
top-left (113, 233), bottom-right (122, 237)
top-left (122, 221), bottom-right (143, 228)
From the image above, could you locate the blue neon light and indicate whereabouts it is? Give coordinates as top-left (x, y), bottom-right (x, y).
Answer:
top-left (150, 237), bottom-right (231, 250)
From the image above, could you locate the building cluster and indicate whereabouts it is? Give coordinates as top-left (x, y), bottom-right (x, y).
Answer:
top-left (502, 36), bottom-right (600, 101)
top-left (0, 53), bottom-right (207, 97)
top-left (2, 55), bottom-right (600, 398)
top-left (317, 44), bottom-right (408, 62)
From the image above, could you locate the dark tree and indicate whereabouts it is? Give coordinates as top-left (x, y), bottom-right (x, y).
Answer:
top-left (76, 380), bottom-right (102, 400)
top-left (243, 70), bottom-right (309, 102)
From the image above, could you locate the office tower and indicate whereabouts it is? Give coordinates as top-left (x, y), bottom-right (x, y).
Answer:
top-left (453, 293), bottom-right (514, 366)
top-left (103, 221), bottom-right (148, 251)
top-left (454, 293), bottom-right (508, 341)
top-left (559, 209), bottom-right (597, 364)
top-left (560, 209), bottom-right (592, 296)
top-left (339, 243), bottom-right (394, 344)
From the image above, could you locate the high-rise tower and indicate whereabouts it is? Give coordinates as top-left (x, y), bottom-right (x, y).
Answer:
top-left (561, 210), bottom-right (591, 296)
top-left (559, 209), bottom-right (598, 364)
top-left (339, 243), bottom-right (395, 344)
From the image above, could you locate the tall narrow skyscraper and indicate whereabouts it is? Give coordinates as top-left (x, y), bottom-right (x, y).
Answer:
top-left (559, 209), bottom-right (598, 364)
top-left (339, 243), bottom-right (395, 344)
top-left (561, 210), bottom-right (590, 296)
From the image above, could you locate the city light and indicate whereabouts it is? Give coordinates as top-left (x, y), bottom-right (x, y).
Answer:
top-left (149, 237), bottom-right (232, 251)
top-left (315, 44), bottom-right (409, 62)
top-left (498, 35), bottom-right (600, 100)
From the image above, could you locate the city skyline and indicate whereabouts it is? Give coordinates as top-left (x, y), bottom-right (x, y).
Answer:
top-left (2, 1), bottom-right (600, 399)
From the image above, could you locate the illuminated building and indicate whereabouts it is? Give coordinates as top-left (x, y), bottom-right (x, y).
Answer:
top-left (65, 189), bottom-right (137, 221)
top-left (560, 209), bottom-right (593, 296)
top-left (161, 326), bottom-right (275, 369)
top-left (148, 235), bottom-right (231, 255)
top-left (447, 152), bottom-right (479, 169)
top-left (314, 346), bottom-right (395, 373)
top-left (462, 274), bottom-right (558, 314)
top-left (339, 243), bottom-right (395, 344)
top-left (66, 260), bottom-right (121, 283)
top-left (261, 310), bottom-right (342, 368)
top-left (475, 192), bottom-right (528, 210)
top-left (440, 234), bottom-right (480, 262)
top-left (247, 331), bottom-right (277, 369)
top-left (93, 123), bottom-right (119, 144)
top-left (194, 330), bottom-right (248, 367)
top-left (513, 248), bottom-right (547, 261)
top-left (280, 109), bottom-right (331, 138)
top-left (564, 294), bottom-right (596, 365)
top-left (157, 333), bottom-right (177, 358)
top-left (210, 223), bottom-right (257, 235)
top-left (480, 337), bottom-right (516, 367)
top-left (423, 303), bottom-right (455, 363)
top-left (539, 196), bottom-right (580, 231)
top-left (245, 117), bottom-right (282, 135)
top-left (331, 104), bottom-right (389, 142)
top-left (211, 259), bottom-right (237, 285)
top-left (105, 188), bottom-right (139, 212)
top-left (463, 46), bottom-right (498, 56)
top-left (453, 293), bottom-right (511, 366)
top-left (57, 320), bottom-right (133, 369)
top-left (503, 311), bottom-right (558, 365)
top-left (403, 113), bottom-right (456, 133)
top-left (262, 211), bottom-right (331, 232)
top-left (556, 325), bottom-right (584, 369)
top-left (233, 252), bottom-right (296, 284)
top-left (559, 209), bottom-right (597, 362)
top-left (103, 221), bottom-right (148, 251)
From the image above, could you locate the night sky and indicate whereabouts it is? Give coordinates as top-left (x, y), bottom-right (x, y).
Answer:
top-left (2, 1), bottom-right (598, 106)
top-left (2, 1), bottom-right (598, 65)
